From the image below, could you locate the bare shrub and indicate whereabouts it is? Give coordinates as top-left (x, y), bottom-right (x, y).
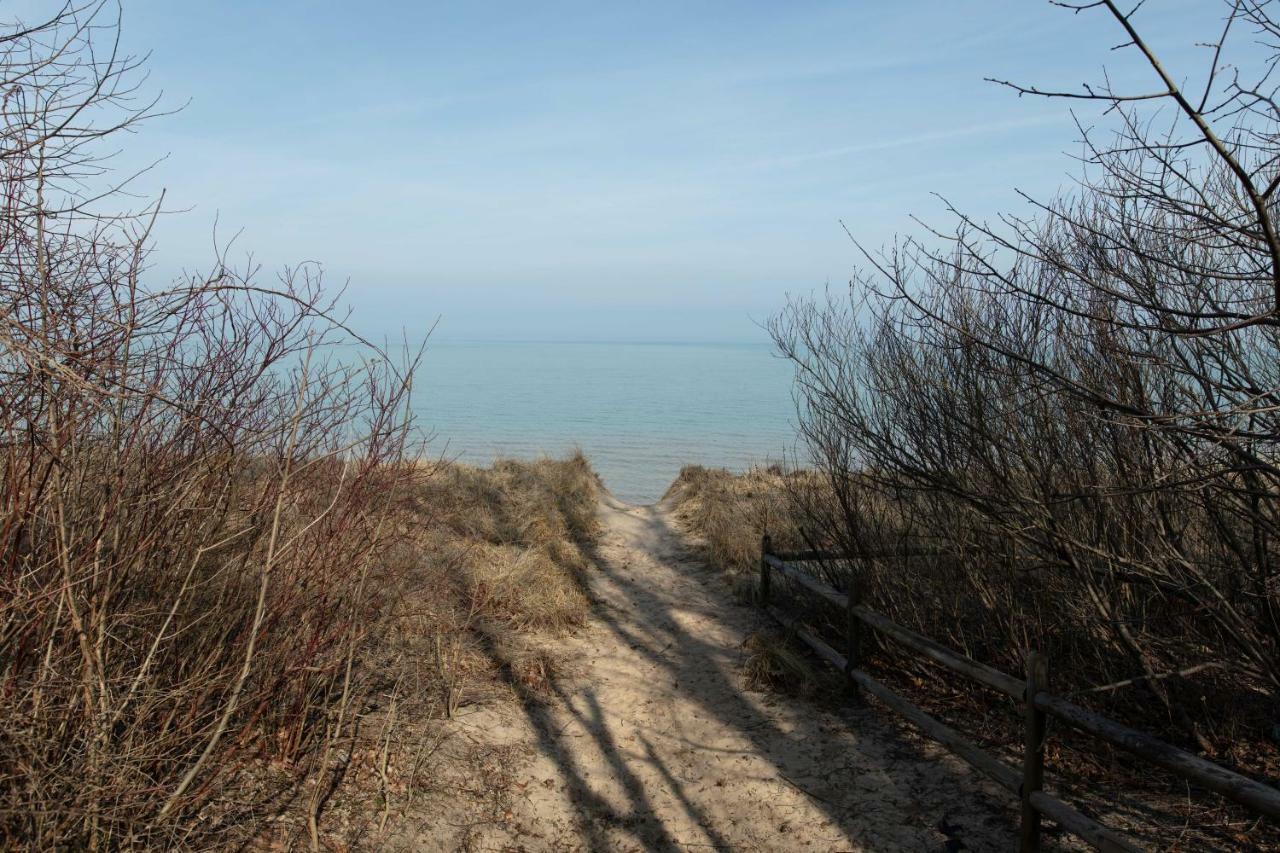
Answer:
top-left (773, 0), bottom-right (1280, 740)
top-left (760, 2), bottom-right (1280, 847)
top-left (0, 5), bottom-right (419, 848)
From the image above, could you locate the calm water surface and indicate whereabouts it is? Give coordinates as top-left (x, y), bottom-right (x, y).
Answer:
top-left (416, 341), bottom-right (798, 503)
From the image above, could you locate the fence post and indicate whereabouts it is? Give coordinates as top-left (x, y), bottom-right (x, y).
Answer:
top-left (845, 569), bottom-right (863, 696)
top-left (1019, 651), bottom-right (1050, 853)
top-left (759, 534), bottom-right (772, 608)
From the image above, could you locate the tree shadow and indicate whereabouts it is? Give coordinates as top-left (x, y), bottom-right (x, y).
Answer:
top-left (474, 502), bottom-right (1031, 851)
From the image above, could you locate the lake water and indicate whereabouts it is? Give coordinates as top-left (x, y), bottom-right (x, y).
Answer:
top-left (416, 340), bottom-right (799, 503)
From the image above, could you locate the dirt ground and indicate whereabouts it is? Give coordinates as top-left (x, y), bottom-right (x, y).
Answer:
top-left (396, 494), bottom-right (1040, 852)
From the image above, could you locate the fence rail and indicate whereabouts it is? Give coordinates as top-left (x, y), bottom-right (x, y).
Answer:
top-left (757, 536), bottom-right (1280, 853)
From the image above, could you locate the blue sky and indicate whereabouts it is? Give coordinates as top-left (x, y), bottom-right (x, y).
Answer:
top-left (84, 0), bottom-right (1235, 341)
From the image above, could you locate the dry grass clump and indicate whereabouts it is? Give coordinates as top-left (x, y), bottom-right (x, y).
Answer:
top-left (664, 464), bottom-right (820, 581)
top-left (410, 452), bottom-right (600, 634)
top-left (361, 453), bottom-right (602, 734)
top-left (740, 630), bottom-right (831, 698)
top-left (458, 542), bottom-right (590, 631)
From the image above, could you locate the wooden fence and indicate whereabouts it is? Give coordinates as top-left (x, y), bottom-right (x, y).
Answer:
top-left (757, 535), bottom-right (1280, 853)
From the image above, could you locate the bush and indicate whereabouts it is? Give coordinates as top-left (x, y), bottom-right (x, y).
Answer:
top-left (762, 4), bottom-right (1280, 848)
top-left (0, 7), bottom-right (418, 847)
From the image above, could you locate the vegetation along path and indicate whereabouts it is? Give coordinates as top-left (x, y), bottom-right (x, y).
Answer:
top-left (411, 493), bottom-right (1033, 851)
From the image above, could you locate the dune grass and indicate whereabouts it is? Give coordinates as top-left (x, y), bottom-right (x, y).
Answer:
top-left (385, 454), bottom-right (602, 711)
top-left (663, 464), bottom-right (815, 582)
top-left (290, 452), bottom-right (604, 848)
top-left (663, 464), bottom-right (838, 696)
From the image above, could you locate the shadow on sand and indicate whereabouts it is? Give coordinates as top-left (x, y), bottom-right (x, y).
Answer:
top-left (474, 497), bottom-right (1028, 851)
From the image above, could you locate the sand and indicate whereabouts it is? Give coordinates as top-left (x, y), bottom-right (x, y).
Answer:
top-left (403, 494), bottom-right (1037, 851)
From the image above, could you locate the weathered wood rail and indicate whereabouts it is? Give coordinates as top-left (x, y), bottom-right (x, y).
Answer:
top-left (757, 536), bottom-right (1280, 853)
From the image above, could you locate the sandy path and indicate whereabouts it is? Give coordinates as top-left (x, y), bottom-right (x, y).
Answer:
top-left (413, 495), bottom-right (1022, 851)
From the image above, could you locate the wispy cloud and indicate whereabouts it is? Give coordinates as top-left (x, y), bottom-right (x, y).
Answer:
top-left (752, 113), bottom-right (1068, 170)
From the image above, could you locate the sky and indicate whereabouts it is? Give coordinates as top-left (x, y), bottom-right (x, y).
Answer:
top-left (44, 0), bottom-right (1247, 342)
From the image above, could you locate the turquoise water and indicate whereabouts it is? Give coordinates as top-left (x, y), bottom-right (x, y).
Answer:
top-left (415, 341), bottom-right (798, 503)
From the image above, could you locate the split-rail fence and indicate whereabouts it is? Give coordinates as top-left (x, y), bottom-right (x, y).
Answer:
top-left (758, 535), bottom-right (1280, 852)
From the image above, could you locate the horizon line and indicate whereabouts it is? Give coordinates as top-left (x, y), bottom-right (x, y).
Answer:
top-left (421, 337), bottom-right (778, 347)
